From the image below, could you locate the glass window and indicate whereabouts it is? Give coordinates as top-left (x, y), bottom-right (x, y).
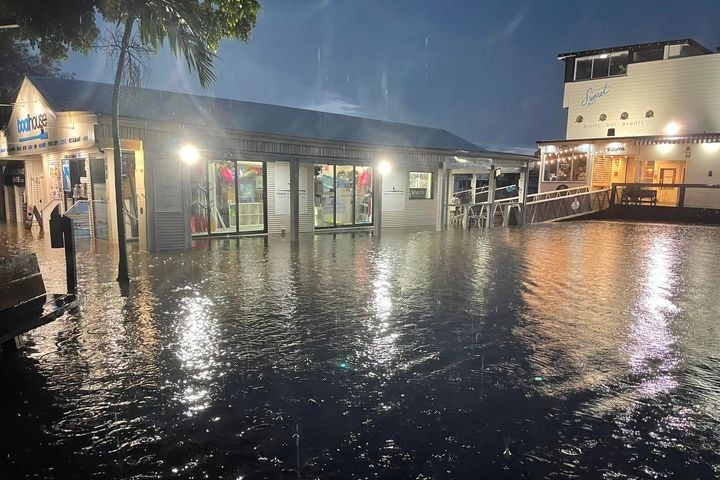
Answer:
top-left (314, 164), bottom-right (335, 227)
top-left (208, 160), bottom-right (237, 234)
top-left (355, 166), bottom-right (372, 224)
top-left (190, 160), bottom-right (209, 235)
top-left (192, 159), bottom-right (265, 235)
top-left (543, 158), bottom-right (558, 181)
top-left (572, 155), bottom-right (588, 181)
top-left (609, 52), bottom-right (628, 76)
top-left (592, 55), bottom-right (610, 78)
top-left (236, 161), bottom-right (264, 232)
top-left (314, 164), bottom-right (373, 228)
top-left (557, 158), bottom-right (572, 181)
top-left (335, 165), bottom-right (354, 226)
top-left (408, 172), bottom-right (433, 199)
top-left (632, 47), bottom-right (664, 63)
top-left (575, 58), bottom-right (592, 80)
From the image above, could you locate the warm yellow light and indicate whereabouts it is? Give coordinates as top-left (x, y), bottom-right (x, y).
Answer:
top-left (664, 122), bottom-right (681, 136)
top-left (378, 159), bottom-right (392, 176)
top-left (179, 143), bottom-right (199, 165)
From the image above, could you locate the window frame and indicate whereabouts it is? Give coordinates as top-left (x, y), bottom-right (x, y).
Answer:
top-left (408, 171), bottom-right (434, 200)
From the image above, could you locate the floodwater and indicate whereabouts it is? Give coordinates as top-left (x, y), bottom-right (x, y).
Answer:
top-left (1, 222), bottom-right (719, 479)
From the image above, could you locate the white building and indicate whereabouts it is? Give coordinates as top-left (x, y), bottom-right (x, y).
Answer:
top-left (0, 76), bottom-right (531, 250)
top-left (538, 38), bottom-right (720, 208)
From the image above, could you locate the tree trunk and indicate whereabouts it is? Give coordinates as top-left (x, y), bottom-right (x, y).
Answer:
top-left (112, 17), bottom-right (134, 284)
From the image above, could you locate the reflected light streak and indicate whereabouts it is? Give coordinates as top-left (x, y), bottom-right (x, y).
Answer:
top-left (367, 253), bottom-right (399, 366)
top-left (175, 294), bottom-right (219, 416)
top-left (627, 236), bottom-right (680, 399)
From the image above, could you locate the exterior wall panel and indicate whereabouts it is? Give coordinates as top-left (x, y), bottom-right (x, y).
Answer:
top-left (564, 54), bottom-right (720, 139)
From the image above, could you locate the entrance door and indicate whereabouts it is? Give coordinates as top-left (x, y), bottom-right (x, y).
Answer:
top-left (89, 157), bottom-right (110, 240)
top-left (658, 167), bottom-right (678, 205)
top-left (313, 164), bottom-right (373, 228)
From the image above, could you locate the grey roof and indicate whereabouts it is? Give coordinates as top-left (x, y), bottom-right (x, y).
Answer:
top-left (557, 38), bottom-right (712, 60)
top-left (29, 76), bottom-right (482, 152)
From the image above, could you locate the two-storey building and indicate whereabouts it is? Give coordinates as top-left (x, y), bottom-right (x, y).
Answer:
top-left (538, 38), bottom-right (720, 208)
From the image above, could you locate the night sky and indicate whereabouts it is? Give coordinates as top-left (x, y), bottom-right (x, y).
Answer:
top-left (60, 0), bottom-right (720, 153)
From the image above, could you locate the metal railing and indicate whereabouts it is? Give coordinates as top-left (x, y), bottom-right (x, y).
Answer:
top-left (524, 188), bottom-right (611, 224)
top-left (610, 183), bottom-right (720, 207)
top-left (526, 185), bottom-right (590, 202)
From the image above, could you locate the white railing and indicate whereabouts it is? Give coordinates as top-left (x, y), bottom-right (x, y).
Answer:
top-left (527, 185), bottom-right (590, 202)
top-left (524, 188), bottom-right (611, 224)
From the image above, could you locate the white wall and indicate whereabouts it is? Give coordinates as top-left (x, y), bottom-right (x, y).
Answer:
top-left (564, 54), bottom-right (720, 139)
top-left (382, 167), bottom-right (437, 228)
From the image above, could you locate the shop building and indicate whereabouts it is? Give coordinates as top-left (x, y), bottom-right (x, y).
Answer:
top-left (538, 38), bottom-right (720, 208)
top-left (0, 76), bottom-right (531, 250)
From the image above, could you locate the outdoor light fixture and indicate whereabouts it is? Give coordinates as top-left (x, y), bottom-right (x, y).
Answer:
top-left (664, 122), bottom-right (681, 136)
top-left (378, 160), bottom-right (392, 176)
top-left (494, 167), bottom-right (503, 178)
top-left (179, 143), bottom-right (199, 165)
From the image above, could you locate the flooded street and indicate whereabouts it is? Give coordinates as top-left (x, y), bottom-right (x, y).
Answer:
top-left (1, 222), bottom-right (719, 479)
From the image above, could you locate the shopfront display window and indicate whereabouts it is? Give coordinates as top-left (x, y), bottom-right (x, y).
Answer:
top-left (408, 172), bottom-right (433, 199)
top-left (543, 151), bottom-right (589, 182)
top-left (190, 159), bottom-right (265, 236)
top-left (314, 163), bottom-right (372, 228)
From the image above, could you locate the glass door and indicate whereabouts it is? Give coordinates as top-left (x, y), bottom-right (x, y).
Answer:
top-left (89, 157), bottom-right (110, 240)
top-left (236, 161), bottom-right (265, 232)
top-left (314, 164), bottom-right (373, 228)
top-left (208, 160), bottom-right (237, 234)
top-left (192, 159), bottom-right (266, 235)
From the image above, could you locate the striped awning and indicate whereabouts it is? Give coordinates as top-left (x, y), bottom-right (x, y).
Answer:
top-left (634, 133), bottom-right (720, 145)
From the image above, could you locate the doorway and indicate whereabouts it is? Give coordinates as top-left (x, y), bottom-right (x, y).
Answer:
top-left (89, 157), bottom-right (110, 240)
top-left (189, 159), bottom-right (266, 236)
top-left (313, 164), bottom-right (372, 228)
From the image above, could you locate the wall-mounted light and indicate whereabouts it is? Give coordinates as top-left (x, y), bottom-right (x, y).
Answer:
top-left (377, 159), bottom-right (392, 176)
top-left (664, 121), bottom-right (681, 135)
top-left (178, 143), bottom-right (199, 165)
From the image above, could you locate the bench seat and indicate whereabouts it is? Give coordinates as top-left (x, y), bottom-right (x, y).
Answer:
top-left (0, 293), bottom-right (78, 345)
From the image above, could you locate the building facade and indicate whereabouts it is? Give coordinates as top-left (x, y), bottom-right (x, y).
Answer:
top-left (538, 38), bottom-right (720, 208)
top-left (0, 76), bottom-right (531, 250)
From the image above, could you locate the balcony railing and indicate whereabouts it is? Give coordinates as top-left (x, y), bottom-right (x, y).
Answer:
top-left (610, 183), bottom-right (720, 207)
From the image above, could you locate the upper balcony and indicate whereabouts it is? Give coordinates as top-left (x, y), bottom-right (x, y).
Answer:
top-left (558, 39), bottom-right (713, 83)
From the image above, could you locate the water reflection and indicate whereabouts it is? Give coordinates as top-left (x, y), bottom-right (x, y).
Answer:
top-left (627, 234), bottom-right (679, 399)
top-left (1, 223), bottom-right (720, 479)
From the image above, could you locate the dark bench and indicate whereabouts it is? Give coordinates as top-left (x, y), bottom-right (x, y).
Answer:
top-left (621, 187), bottom-right (657, 205)
top-left (0, 254), bottom-right (78, 349)
top-left (1, 206), bottom-right (79, 351)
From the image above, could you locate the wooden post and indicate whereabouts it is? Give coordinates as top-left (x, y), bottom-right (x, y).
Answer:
top-left (678, 185), bottom-right (686, 207)
top-left (610, 184), bottom-right (617, 206)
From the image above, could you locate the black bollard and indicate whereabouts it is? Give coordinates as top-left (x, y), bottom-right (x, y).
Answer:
top-left (62, 216), bottom-right (77, 295)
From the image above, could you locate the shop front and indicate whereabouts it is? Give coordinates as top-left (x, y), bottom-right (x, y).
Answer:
top-left (313, 163), bottom-right (373, 228)
top-left (189, 158), bottom-right (266, 236)
top-left (538, 138), bottom-right (695, 206)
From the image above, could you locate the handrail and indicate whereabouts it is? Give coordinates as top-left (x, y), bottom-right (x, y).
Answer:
top-left (527, 185), bottom-right (589, 200)
top-left (612, 182), bottom-right (720, 188)
top-left (528, 188), bottom-right (610, 205)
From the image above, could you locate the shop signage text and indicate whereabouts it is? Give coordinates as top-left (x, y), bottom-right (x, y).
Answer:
top-left (581, 83), bottom-right (609, 107)
top-left (16, 112), bottom-right (49, 142)
top-left (605, 143), bottom-right (626, 154)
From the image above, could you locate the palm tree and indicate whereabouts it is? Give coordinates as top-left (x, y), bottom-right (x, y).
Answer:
top-left (101, 0), bottom-right (259, 283)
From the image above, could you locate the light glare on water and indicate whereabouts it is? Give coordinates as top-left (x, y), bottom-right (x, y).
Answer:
top-left (1, 222), bottom-right (719, 479)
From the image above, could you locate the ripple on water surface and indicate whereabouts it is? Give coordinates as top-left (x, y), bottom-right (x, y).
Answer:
top-left (1, 222), bottom-right (720, 479)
